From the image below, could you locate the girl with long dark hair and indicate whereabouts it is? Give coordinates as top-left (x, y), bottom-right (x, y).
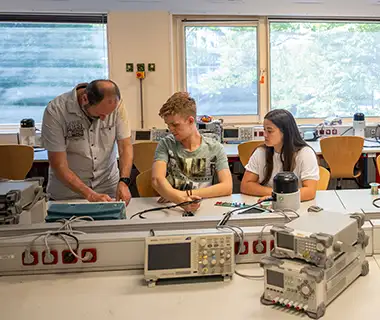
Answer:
top-left (241, 109), bottom-right (319, 201)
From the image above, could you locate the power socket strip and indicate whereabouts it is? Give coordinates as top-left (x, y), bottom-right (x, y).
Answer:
top-left (0, 227), bottom-right (274, 276)
top-left (234, 226), bottom-right (273, 263)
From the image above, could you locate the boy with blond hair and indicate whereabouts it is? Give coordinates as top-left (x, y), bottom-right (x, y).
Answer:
top-left (152, 92), bottom-right (232, 213)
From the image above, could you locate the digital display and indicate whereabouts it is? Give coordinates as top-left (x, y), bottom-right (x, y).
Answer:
top-left (277, 233), bottom-right (294, 250)
top-left (267, 269), bottom-right (284, 288)
top-left (135, 131), bottom-right (151, 140)
top-left (147, 243), bottom-right (191, 270)
top-left (223, 129), bottom-right (239, 138)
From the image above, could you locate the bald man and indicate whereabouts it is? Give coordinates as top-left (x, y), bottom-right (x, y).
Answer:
top-left (41, 80), bottom-right (133, 203)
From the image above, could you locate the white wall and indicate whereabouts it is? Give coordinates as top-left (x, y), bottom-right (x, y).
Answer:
top-left (2, 0), bottom-right (380, 17)
top-left (108, 11), bottom-right (173, 130)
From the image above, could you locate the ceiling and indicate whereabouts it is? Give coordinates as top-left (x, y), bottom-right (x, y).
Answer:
top-left (0, 0), bottom-right (380, 17)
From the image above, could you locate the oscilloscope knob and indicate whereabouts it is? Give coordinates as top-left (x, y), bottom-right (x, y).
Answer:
top-left (300, 283), bottom-right (313, 298)
top-left (316, 243), bottom-right (325, 252)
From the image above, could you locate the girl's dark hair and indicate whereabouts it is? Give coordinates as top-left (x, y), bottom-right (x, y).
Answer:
top-left (261, 109), bottom-right (310, 186)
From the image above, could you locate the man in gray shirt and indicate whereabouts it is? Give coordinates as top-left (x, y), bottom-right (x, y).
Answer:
top-left (41, 80), bottom-right (133, 203)
top-left (152, 92), bottom-right (233, 212)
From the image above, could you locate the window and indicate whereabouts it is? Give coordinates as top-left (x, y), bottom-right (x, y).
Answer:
top-left (270, 21), bottom-right (380, 119)
top-left (182, 21), bottom-right (259, 117)
top-left (0, 14), bottom-right (108, 125)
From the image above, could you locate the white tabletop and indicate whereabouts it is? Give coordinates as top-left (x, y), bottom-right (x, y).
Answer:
top-left (125, 191), bottom-right (346, 220)
top-left (335, 189), bottom-right (380, 217)
top-left (0, 258), bottom-right (378, 320)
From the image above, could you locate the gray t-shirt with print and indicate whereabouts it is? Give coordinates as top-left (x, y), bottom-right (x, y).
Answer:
top-left (154, 134), bottom-right (229, 190)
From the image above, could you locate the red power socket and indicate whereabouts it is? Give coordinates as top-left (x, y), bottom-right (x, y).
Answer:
top-left (326, 129), bottom-right (331, 135)
top-left (332, 129), bottom-right (337, 135)
top-left (62, 250), bottom-right (78, 264)
top-left (81, 248), bottom-right (97, 263)
top-left (259, 131), bottom-right (264, 137)
top-left (270, 240), bottom-right (274, 251)
top-left (42, 250), bottom-right (58, 265)
top-left (253, 240), bottom-right (267, 254)
top-left (235, 241), bottom-right (249, 255)
top-left (22, 251), bottom-right (38, 266)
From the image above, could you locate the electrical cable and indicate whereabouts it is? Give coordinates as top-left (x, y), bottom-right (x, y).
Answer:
top-left (274, 208), bottom-right (299, 219)
top-left (233, 208), bottom-right (296, 280)
top-left (373, 198), bottom-right (380, 208)
top-left (340, 127), bottom-right (353, 136)
top-left (217, 198), bottom-right (273, 227)
top-left (57, 233), bottom-right (90, 261)
top-left (57, 216), bottom-right (95, 232)
top-left (129, 199), bottom-right (202, 219)
top-left (234, 268), bottom-right (264, 280)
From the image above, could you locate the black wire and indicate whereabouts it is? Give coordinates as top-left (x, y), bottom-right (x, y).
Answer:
top-left (218, 198), bottom-right (273, 226)
top-left (52, 232), bottom-right (79, 251)
top-left (340, 127), bottom-right (353, 136)
top-left (129, 199), bottom-right (202, 219)
top-left (373, 198), bottom-right (380, 208)
top-left (149, 229), bottom-right (155, 236)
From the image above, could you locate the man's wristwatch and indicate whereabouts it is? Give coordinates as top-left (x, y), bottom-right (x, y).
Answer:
top-left (119, 177), bottom-right (131, 186)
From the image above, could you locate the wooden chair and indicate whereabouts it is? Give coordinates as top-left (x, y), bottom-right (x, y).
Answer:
top-left (237, 140), bottom-right (264, 167)
top-left (0, 145), bottom-right (34, 180)
top-left (376, 155), bottom-right (380, 176)
top-left (320, 136), bottom-right (364, 189)
top-left (132, 141), bottom-right (158, 173)
top-left (136, 169), bottom-right (159, 197)
top-left (317, 166), bottom-right (330, 190)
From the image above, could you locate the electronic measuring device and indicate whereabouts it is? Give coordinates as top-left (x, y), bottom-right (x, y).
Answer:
top-left (46, 202), bottom-right (127, 222)
top-left (131, 128), bottom-right (170, 143)
top-left (260, 243), bottom-right (368, 319)
top-left (222, 126), bottom-right (255, 143)
top-left (144, 229), bottom-right (235, 287)
top-left (197, 119), bottom-right (223, 142)
top-left (0, 179), bottom-right (45, 224)
top-left (271, 212), bottom-right (367, 268)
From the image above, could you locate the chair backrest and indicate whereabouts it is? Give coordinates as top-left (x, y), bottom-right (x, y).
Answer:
top-left (132, 141), bottom-right (159, 173)
top-left (320, 136), bottom-right (364, 179)
top-left (136, 169), bottom-right (159, 197)
top-left (317, 166), bottom-right (330, 190)
top-left (376, 155), bottom-right (380, 176)
top-left (237, 140), bottom-right (264, 167)
top-left (0, 145), bottom-right (34, 180)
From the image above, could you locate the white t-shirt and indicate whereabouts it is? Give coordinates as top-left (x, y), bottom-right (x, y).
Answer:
top-left (245, 146), bottom-right (319, 188)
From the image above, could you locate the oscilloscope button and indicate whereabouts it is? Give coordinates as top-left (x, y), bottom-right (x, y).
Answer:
top-left (199, 239), bottom-right (207, 247)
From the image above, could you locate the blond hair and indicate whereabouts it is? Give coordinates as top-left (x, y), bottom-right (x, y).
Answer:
top-left (159, 92), bottom-right (196, 119)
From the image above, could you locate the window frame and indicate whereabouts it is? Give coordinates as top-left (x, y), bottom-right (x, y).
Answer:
top-left (175, 15), bottom-right (380, 124)
top-left (268, 17), bottom-right (380, 124)
top-left (174, 15), bottom-right (268, 124)
top-left (0, 13), bottom-right (108, 130)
